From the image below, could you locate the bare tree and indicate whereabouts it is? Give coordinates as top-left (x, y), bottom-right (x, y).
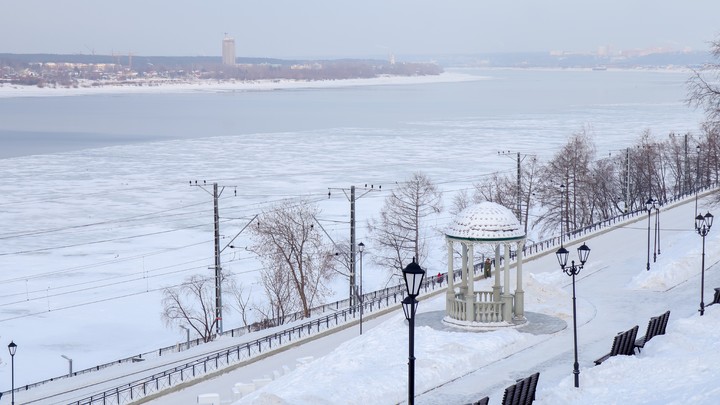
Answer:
top-left (472, 172), bottom-right (515, 206)
top-left (249, 199), bottom-right (335, 319)
top-left (450, 188), bottom-right (472, 216)
top-left (687, 37), bottom-right (720, 202)
top-left (687, 38), bottom-right (720, 125)
top-left (664, 132), bottom-right (693, 197)
top-left (534, 130), bottom-right (595, 236)
top-left (467, 160), bottom-right (540, 236)
top-left (228, 279), bottom-right (253, 333)
top-left (254, 263), bottom-right (296, 325)
top-left (589, 155), bottom-right (622, 219)
top-left (162, 275), bottom-right (221, 343)
top-left (699, 125), bottom-right (720, 187)
top-left (368, 172), bottom-right (442, 274)
top-left (517, 156), bottom-right (542, 235)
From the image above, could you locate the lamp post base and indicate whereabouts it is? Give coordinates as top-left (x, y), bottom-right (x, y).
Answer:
top-left (573, 365), bottom-right (579, 388)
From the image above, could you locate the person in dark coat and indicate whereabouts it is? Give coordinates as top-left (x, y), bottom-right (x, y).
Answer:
top-left (484, 258), bottom-right (492, 278)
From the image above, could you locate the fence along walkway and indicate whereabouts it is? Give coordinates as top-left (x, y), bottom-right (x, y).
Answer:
top-left (65, 283), bottom-right (437, 405)
top-left (4, 186), bottom-right (715, 404)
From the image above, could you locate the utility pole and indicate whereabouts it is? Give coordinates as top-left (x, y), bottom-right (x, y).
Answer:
top-left (328, 184), bottom-right (381, 308)
top-left (684, 134), bottom-right (689, 196)
top-left (191, 180), bottom-right (230, 335)
top-left (498, 151), bottom-right (527, 225)
top-left (516, 152), bottom-right (521, 222)
top-left (213, 183), bottom-right (222, 334)
top-left (625, 148), bottom-right (631, 213)
top-left (350, 185), bottom-right (356, 307)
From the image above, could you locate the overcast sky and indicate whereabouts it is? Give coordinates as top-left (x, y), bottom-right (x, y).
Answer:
top-left (2, 0), bottom-right (719, 59)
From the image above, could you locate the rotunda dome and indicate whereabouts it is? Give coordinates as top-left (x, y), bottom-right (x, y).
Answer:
top-left (445, 201), bottom-right (525, 241)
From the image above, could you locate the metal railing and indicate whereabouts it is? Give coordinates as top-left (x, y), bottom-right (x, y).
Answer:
top-left (68, 279), bottom-right (449, 405)
top-left (2, 280), bottom-right (410, 397)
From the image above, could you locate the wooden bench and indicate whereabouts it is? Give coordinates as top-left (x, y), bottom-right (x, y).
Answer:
top-left (707, 288), bottom-right (720, 307)
top-left (464, 397), bottom-right (489, 405)
top-left (594, 325), bottom-right (639, 365)
top-left (634, 310), bottom-right (670, 352)
top-left (501, 372), bottom-right (540, 405)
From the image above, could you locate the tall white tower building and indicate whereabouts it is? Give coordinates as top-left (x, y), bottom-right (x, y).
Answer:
top-left (222, 35), bottom-right (236, 65)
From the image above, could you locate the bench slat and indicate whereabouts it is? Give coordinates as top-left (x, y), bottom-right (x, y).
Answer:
top-left (622, 325), bottom-right (639, 355)
top-left (528, 373), bottom-right (540, 404)
top-left (658, 310), bottom-right (670, 335)
top-left (502, 384), bottom-right (517, 405)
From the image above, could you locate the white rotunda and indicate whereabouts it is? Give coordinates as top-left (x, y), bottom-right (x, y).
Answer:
top-left (444, 201), bottom-right (527, 326)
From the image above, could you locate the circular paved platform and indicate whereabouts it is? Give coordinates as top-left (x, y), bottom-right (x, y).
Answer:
top-left (414, 310), bottom-right (567, 335)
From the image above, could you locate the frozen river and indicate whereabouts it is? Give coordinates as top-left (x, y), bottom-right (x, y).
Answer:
top-left (0, 68), bottom-right (707, 386)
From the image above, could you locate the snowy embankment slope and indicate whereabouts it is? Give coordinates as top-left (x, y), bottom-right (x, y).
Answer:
top-left (146, 194), bottom-right (720, 405)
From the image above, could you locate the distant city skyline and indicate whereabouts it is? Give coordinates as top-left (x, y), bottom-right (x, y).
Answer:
top-left (2, 0), bottom-right (720, 59)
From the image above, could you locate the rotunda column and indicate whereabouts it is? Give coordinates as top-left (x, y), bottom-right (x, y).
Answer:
top-left (502, 242), bottom-right (513, 322)
top-left (514, 240), bottom-right (525, 320)
top-left (466, 243), bottom-right (475, 322)
top-left (446, 239), bottom-right (456, 318)
top-left (493, 244), bottom-right (502, 301)
top-left (460, 243), bottom-right (468, 297)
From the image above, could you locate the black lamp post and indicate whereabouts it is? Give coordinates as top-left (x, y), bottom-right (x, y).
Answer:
top-left (559, 184), bottom-right (565, 245)
top-left (8, 341), bottom-right (16, 405)
top-left (645, 198), bottom-right (655, 271)
top-left (556, 243), bottom-right (590, 388)
top-left (696, 144), bottom-right (701, 219)
top-left (653, 201), bottom-right (659, 262)
top-left (358, 242), bottom-right (365, 335)
top-left (656, 203), bottom-right (661, 258)
top-left (402, 258), bottom-right (425, 405)
top-left (696, 212), bottom-right (714, 316)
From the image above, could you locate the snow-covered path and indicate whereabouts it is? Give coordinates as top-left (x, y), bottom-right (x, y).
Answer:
top-left (420, 196), bottom-right (720, 404)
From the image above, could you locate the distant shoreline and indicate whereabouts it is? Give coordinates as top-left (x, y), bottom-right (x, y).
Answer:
top-left (0, 72), bottom-right (485, 99)
top-left (0, 66), bottom-right (694, 99)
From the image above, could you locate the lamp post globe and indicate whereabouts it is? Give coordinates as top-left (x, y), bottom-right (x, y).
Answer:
top-left (402, 257), bottom-right (426, 297)
top-left (577, 243), bottom-right (590, 265)
top-left (704, 212), bottom-right (714, 228)
top-left (556, 246), bottom-right (569, 268)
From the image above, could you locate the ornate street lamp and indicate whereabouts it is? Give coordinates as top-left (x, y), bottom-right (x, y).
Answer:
top-left (559, 184), bottom-right (565, 245)
top-left (402, 258), bottom-right (425, 405)
top-left (556, 243), bottom-right (590, 388)
top-left (646, 198), bottom-right (655, 271)
top-left (696, 212), bottom-right (714, 316)
top-left (696, 144), bottom-right (701, 220)
top-left (8, 341), bottom-right (17, 405)
top-left (358, 242), bottom-right (365, 335)
top-left (655, 203), bottom-right (661, 259)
